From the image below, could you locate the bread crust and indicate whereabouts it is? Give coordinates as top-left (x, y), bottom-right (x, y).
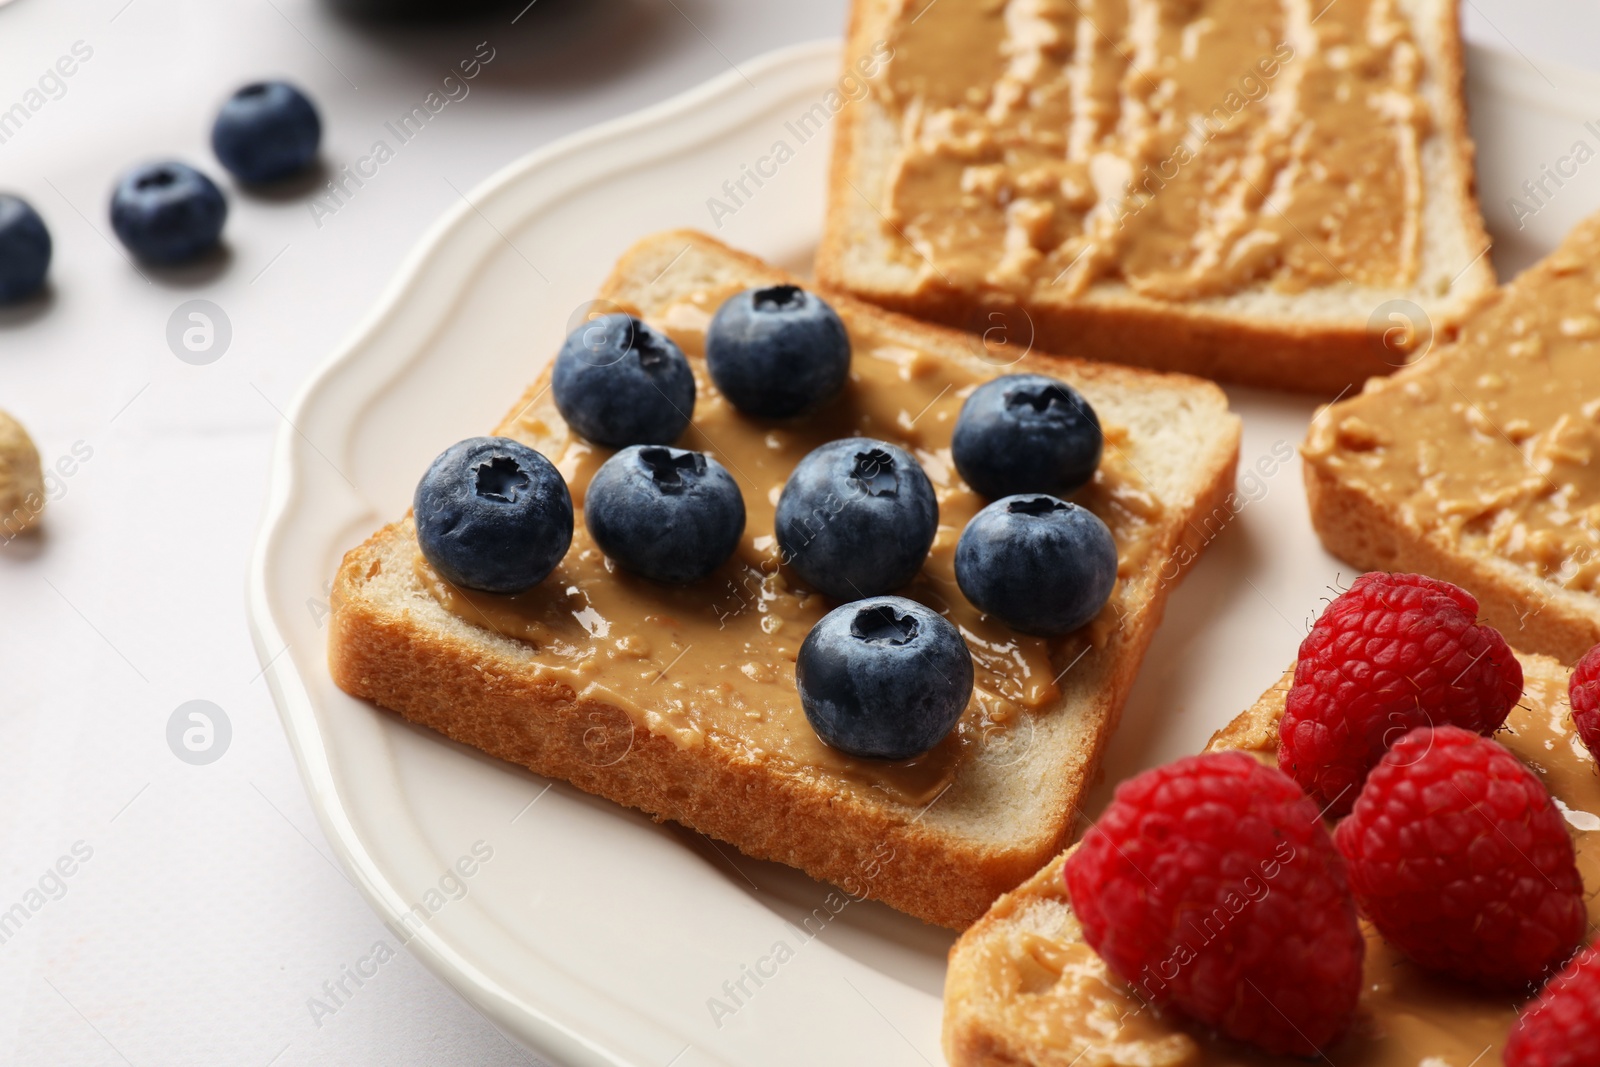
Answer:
top-left (328, 231), bottom-right (1241, 929)
top-left (942, 654), bottom-right (1569, 1065)
top-left (1304, 454), bottom-right (1600, 664)
top-left (331, 526), bottom-right (1044, 926)
top-left (817, 0), bottom-right (1495, 396)
top-left (941, 851), bottom-right (1075, 1067)
top-left (1300, 201), bottom-right (1600, 666)
top-left (941, 671), bottom-right (1295, 1064)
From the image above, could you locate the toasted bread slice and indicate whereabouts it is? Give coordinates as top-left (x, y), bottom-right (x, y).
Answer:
top-left (816, 0), bottom-right (1495, 395)
top-left (943, 651), bottom-right (1580, 1064)
top-left (329, 231), bottom-right (1240, 929)
top-left (1304, 212), bottom-right (1600, 664)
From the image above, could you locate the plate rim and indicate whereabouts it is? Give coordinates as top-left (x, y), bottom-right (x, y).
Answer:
top-left (243, 34), bottom-right (1600, 1067)
top-left (245, 39), bottom-right (844, 1067)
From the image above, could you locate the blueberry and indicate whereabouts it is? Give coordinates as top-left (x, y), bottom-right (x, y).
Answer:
top-left (585, 445), bottom-right (745, 584)
top-left (552, 313), bottom-right (695, 448)
top-left (797, 596), bottom-right (973, 760)
top-left (414, 436), bottom-right (574, 595)
top-left (954, 495), bottom-right (1117, 636)
top-left (952, 374), bottom-right (1102, 499)
top-left (109, 162), bottom-right (227, 265)
top-left (0, 195), bottom-right (50, 303)
top-left (775, 437), bottom-right (938, 601)
top-left (706, 285), bottom-right (851, 418)
top-left (211, 80), bottom-right (322, 184)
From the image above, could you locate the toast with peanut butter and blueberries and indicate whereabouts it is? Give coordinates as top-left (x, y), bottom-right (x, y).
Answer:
top-left (945, 573), bottom-right (1598, 1064)
top-left (816, 0), bottom-right (1496, 395)
top-left (328, 230), bottom-right (1240, 929)
top-left (1304, 210), bottom-right (1600, 664)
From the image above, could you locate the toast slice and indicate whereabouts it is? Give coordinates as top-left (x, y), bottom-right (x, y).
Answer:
top-left (943, 651), bottom-right (1585, 1065)
top-left (1304, 212), bottom-right (1600, 665)
top-left (329, 231), bottom-right (1240, 928)
top-left (816, 0), bottom-right (1496, 395)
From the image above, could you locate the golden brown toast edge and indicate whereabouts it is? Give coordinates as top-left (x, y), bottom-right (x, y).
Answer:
top-left (1304, 461), bottom-right (1600, 665)
top-left (815, 0), bottom-right (1495, 397)
top-left (941, 656), bottom-right (1570, 1065)
top-left (329, 230), bottom-right (1242, 928)
top-left (1302, 212), bottom-right (1600, 666)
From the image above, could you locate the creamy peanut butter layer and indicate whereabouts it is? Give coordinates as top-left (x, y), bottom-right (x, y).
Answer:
top-left (417, 287), bottom-right (1166, 805)
top-left (876, 0), bottom-right (1426, 298)
top-left (949, 656), bottom-right (1600, 1066)
top-left (1303, 216), bottom-right (1600, 595)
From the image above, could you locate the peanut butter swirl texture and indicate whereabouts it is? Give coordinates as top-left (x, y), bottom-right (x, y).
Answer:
top-left (417, 287), bottom-right (1165, 806)
top-left (1304, 216), bottom-right (1600, 594)
top-left (877, 0), bottom-right (1427, 298)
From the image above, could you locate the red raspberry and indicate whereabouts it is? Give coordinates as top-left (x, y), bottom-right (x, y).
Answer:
top-left (1281, 572), bottom-right (1522, 816)
top-left (1334, 725), bottom-right (1584, 989)
top-left (1569, 642), bottom-right (1600, 761)
top-left (1506, 937), bottom-right (1600, 1067)
top-left (1064, 751), bottom-right (1363, 1056)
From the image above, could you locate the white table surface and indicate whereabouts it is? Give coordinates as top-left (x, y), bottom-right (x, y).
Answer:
top-left (0, 2), bottom-right (1592, 1064)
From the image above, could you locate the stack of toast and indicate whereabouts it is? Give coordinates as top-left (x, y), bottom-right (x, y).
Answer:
top-left (326, 0), bottom-right (1600, 1061)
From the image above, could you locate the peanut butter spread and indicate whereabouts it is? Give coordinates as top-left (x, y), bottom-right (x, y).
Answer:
top-left (875, 0), bottom-right (1427, 299)
top-left (417, 289), bottom-right (1167, 805)
top-left (1304, 219), bottom-right (1600, 594)
top-left (956, 659), bottom-right (1600, 1065)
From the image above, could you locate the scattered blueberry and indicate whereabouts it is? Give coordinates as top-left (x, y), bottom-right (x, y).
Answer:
top-left (797, 596), bottom-right (973, 760)
top-left (705, 285), bottom-right (851, 418)
top-left (952, 374), bottom-right (1102, 499)
top-left (211, 80), bottom-right (322, 184)
top-left (0, 195), bottom-right (50, 303)
top-left (414, 436), bottom-right (573, 595)
top-left (552, 313), bottom-right (695, 448)
top-left (585, 445), bottom-right (745, 584)
top-left (109, 162), bottom-right (227, 265)
top-left (775, 437), bottom-right (938, 601)
top-left (954, 495), bottom-right (1117, 636)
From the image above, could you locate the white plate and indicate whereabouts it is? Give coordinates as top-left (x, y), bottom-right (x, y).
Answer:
top-left (247, 39), bottom-right (1600, 1067)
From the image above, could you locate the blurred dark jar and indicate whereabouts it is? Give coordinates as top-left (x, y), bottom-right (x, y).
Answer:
top-left (325, 0), bottom-right (520, 20)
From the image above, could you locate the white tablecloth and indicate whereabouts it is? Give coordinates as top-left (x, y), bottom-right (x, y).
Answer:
top-left (0, 1), bottom-right (1586, 1063)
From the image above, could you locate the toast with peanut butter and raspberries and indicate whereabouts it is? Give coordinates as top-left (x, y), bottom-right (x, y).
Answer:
top-left (328, 230), bottom-right (1240, 929)
top-left (943, 647), bottom-right (1589, 1065)
top-left (1304, 210), bottom-right (1600, 664)
top-left (816, 0), bottom-right (1496, 395)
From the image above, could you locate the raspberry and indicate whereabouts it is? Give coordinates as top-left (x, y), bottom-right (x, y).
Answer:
top-left (1063, 752), bottom-right (1363, 1056)
top-left (1568, 642), bottom-right (1600, 761)
top-left (1506, 937), bottom-right (1600, 1067)
top-left (1334, 726), bottom-right (1584, 989)
top-left (1280, 572), bottom-right (1522, 816)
